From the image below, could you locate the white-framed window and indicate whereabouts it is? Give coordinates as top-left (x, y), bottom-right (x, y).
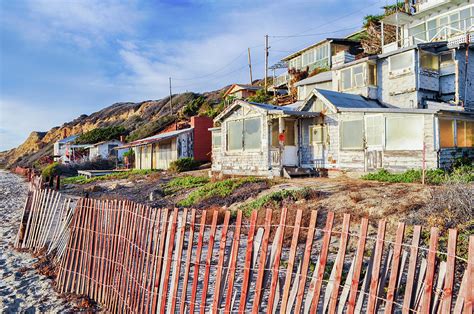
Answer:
top-left (340, 64), bottom-right (366, 91)
top-left (365, 115), bottom-right (383, 146)
top-left (341, 119), bottom-right (364, 150)
top-left (212, 131), bottom-right (221, 148)
top-left (385, 116), bottom-right (424, 150)
top-left (389, 51), bottom-right (414, 75)
top-left (226, 117), bottom-right (261, 151)
top-left (309, 125), bottom-right (327, 144)
top-left (439, 51), bottom-right (454, 68)
top-left (456, 120), bottom-right (474, 148)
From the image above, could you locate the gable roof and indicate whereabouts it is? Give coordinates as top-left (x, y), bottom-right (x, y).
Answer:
top-left (316, 89), bottom-right (383, 110)
top-left (119, 128), bottom-right (193, 148)
top-left (281, 38), bottom-right (361, 61)
top-left (214, 99), bottom-right (318, 122)
top-left (223, 84), bottom-right (262, 97)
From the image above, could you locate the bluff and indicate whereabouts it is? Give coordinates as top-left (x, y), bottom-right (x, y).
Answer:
top-left (1, 88), bottom-right (226, 168)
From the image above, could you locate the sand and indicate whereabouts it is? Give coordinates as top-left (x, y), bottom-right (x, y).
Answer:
top-left (0, 170), bottom-right (74, 312)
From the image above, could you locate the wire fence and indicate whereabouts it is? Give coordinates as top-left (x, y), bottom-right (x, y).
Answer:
top-left (14, 181), bottom-right (474, 314)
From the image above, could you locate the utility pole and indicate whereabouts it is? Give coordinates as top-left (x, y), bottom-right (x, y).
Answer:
top-left (247, 47), bottom-right (253, 85)
top-left (169, 77), bottom-right (173, 115)
top-left (264, 34), bottom-right (269, 92)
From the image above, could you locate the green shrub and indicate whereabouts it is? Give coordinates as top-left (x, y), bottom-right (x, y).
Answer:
top-left (75, 126), bottom-right (127, 144)
top-left (62, 169), bottom-right (157, 185)
top-left (168, 158), bottom-right (200, 173)
top-left (41, 162), bottom-right (61, 179)
top-left (182, 96), bottom-right (207, 117)
top-left (164, 176), bottom-right (209, 194)
top-left (241, 187), bottom-right (313, 216)
top-left (178, 177), bottom-right (261, 207)
top-left (361, 166), bottom-right (472, 185)
top-left (247, 89), bottom-right (272, 103)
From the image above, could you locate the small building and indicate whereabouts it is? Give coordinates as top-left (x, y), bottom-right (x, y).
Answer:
top-left (223, 84), bottom-right (262, 99)
top-left (210, 97), bottom-right (473, 178)
top-left (53, 135), bottom-right (89, 163)
top-left (121, 116), bottom-right (213, 170)
top-left (88, 140), bottom-right (125, 160)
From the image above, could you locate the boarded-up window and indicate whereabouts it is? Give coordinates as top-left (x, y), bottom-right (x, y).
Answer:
top-left (365, 115), bottom-right (383, 146)
top-left (227, 120), bottom-right (243, 150)
top-left (212, 132), bottom-right (221, 148)
top-left (420, 50), bottom-right (439, 71)
top-left (439, 119), bottom-right (454, 148)
top-left (386, 116), bottom-right (424, 150)
top-left (341, 119), bottom-right (364, 150)
top-left (389, 51), bottom-right (413, 73)
top-left (456, 120), bottom-right (474, 147)
top-left (244, 118), bottom-right (261, 150)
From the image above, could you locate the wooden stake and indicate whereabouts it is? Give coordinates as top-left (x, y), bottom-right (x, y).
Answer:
top-left (224, 210), bottom-right (242, 314)
top-left (385, 222), bottom-right (405, 313)
top-left (238, 210), bottom-right (258, 312)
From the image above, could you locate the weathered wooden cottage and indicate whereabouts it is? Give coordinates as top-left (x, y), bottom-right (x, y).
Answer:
top-left (122, 116), bottom-right (213, 170)
top-left (88, 139), bottom-right (125, 160)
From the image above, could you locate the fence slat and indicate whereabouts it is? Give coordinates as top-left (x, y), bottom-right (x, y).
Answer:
top-left (159, 208), bottom-right (178, 314)
top-left (294, 210), bottom-right (317, 313)
top-left (329, 213), bottom-right (351, 313)
top-left (179, 208), bottom-right (196, 314)
top-left (170, 208), bottom-right (188, 314)
top-left (251, 208), bottom-right (272, 313)
top-left (310, 211), bottom-right (334, 313)
top-left (402, 225), bottom-right (421, 314)
top-left (224, 210), bottom-right (242, 314)
top-left (238, 209), bottom-right (258, 312)
top-left (441, 228), bottom-right (457, 313)
top-left (347, 217), bottom-right (368, 314)
top-left (200, 210), bottom-right (219, 314)
top-left (281, 209), bottom-right (303, 313)
top-left (189, 210), bottom-right (207, 313)
top-left (151, 208), bottom-right (169, 313)
top-left (464, 236), bottom-right (474, 314)
top-left (421, 227), bottom-right (439, 314)
top-left (367, 219), bottom-right (386, 314)
top-left (385, 222), bottom-right (405, 313)
top-left (212, 210), bottom-right (230, 313)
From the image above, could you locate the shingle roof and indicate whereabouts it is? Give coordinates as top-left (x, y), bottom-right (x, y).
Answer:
top-left (120, 128), bottom-right (193, 148)
top-left (315, 89), bottom-right (383, 110)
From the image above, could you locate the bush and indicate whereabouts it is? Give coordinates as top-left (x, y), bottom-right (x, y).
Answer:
top-left (168, 158), bottom-right (200, 173)
top-left (360, 167), bottom-right (470, 185)
top-left (41, 162), bottom-right (61, 179)
top-left (178, 177), bottom-right (261, 207)
top-left (247, 89), bottom-right (272, 103)
top-left (182, 96), bottom-right (207, 117)
top-left (164, 176), bottom-right (209, 194)
top-left (62, 169), bottom-right (157, 185)
top-left (75, 126), bottom-right (127, 144)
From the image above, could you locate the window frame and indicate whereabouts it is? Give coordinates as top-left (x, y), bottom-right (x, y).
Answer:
top-left (340, 118), bottom-right (364, 151)
top-left (225, 117), bottom-right (262, 152)
top-left (212, 131), bottom-right (221, 149)
top-left (388, 51), bottom-right (414, 76)
top-left (364, 114), bottom-right (384, 148)
top-left (385, 115), bottom-right (424, 151)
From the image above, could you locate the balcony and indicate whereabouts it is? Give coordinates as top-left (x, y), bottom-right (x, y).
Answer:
top-left (273, 72), bottom-right (289, 88)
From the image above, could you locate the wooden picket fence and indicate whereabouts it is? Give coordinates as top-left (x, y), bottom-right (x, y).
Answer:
top-left (15, 188), bottom-right (473, 313)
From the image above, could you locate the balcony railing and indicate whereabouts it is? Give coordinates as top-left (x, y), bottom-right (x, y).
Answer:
top-left (273, 72), bottom-right (289, 87)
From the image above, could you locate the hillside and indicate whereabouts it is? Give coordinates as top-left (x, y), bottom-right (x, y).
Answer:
top-left (0, 87), bottom-right (227, 168)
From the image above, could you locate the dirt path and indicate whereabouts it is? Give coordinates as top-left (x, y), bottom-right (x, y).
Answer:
top-left (0, 170), bottom-right (75, 312)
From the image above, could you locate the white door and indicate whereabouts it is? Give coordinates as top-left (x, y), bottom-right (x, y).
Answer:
top-left (282, 119), bottom-right (298, 166)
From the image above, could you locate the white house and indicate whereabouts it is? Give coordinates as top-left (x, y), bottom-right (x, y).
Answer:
top-left (88, 140), bottom-right (125, 160)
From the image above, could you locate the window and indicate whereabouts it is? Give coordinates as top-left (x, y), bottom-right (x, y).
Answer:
top-left (212, 132), bottom-right (221, 148)
top-left (427, 19), bottom-right (438, 40)
top-left (271, 122), bottom-right (279, 147)
top-left (460, 8), bottom-right (472, 30)
top-left (227, 120), bottom-right (243, 150)
top-left (420, 51), bottom-right (439, 71)
top-left (226, 118), bottom-right (261, 151)
top-left (439, 119), bottom-right (454, 148)
top-left (456, 120), bottom-right (474, 148)
top-left (386, 116), bottom-right (424, 150)
top-left (365, 115), bottom-right (383, 146)
top-left (284, 120), bottom-right (295, 145)
top-left (341, 119), bottom-right (364, 150)
top-left (389, 51), bottom-right (413, 74)
top-left (309, 125), bottom-right (327, 145)
top-left (440, 52), bottom-right (454, 68)
top-left (341, 68), bottom-right (352, 90)
top-left (353, 65), bottom-right (364, 88)
top-left (302, 50), bottom-right (315, 66)
top-left (243, 118), bottom-right (261, 149)
top-left (368, 64), bottom-right (377, 86)
top-left (409, 23), bottom-right (426, 41)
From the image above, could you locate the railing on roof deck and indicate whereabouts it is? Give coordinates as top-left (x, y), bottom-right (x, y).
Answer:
top-left (273, 72), bottom-right (289, 87)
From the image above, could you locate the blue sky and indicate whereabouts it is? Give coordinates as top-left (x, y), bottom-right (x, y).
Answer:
top-left (0, 0), bottom-right (384, 151)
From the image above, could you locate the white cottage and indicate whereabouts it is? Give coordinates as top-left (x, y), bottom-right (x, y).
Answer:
top-left (88, 140), bottom-right (125, 160)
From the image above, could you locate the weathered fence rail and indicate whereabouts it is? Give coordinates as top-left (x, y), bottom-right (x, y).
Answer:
top-left (15, 187), bottom-right (474, 313)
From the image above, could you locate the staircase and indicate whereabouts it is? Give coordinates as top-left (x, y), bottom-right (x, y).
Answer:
top-left (282, 166), bottom-right (319, 178)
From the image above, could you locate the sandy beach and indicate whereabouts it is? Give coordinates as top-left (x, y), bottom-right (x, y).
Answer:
top-left (0, 170), bottom-right (74, 312)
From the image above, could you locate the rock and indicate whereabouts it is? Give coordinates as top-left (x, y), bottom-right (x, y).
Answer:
top-left (149, 188), bottom-right (165, 201)
top-left (109, 183), bottom-right (122, 190)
